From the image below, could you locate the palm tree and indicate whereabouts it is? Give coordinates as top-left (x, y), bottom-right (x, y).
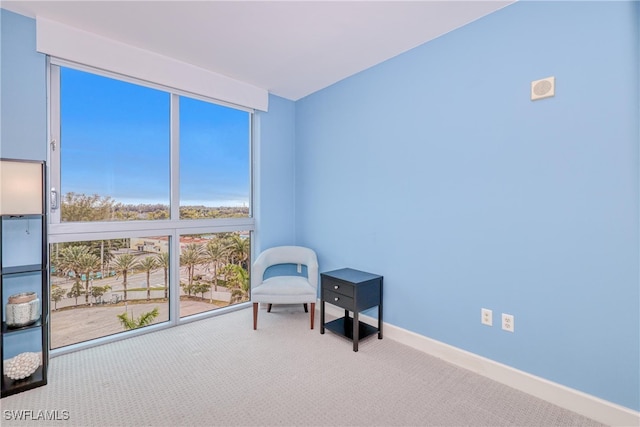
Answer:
top-left (58, 245), bottom-right (90, 301)
top-left (155, 252), bottom-right (170, 299)
top-left (137, 256), bottom-right (159, 301)
top-left (117, 307), bottom-right (159, 330)
top-left (111, 253), bottom-right (138, 302)
top-left (180, 243), bottom-right (204, 292)
top-left (224, 264), bottom-right (250, 304)
top-left (225, 234), bottom-right (250, 269)
top-left (205, 239), bottom-right (224, 296)
top-left (77, 252), bottom-right (101, 305)
top-left (97, 239), bottom-right (125, 278)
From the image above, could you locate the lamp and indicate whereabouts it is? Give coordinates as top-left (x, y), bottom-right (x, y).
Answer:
top-left (0, 159), bottom-right (43, 215)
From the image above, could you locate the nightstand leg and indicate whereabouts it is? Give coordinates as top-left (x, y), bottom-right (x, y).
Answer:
top-left (353, 311), bottom-right (359, 352)
top-left (378, 303), bottom-right (383, 339)
top-left (320, 300), bottom-right (325, 334)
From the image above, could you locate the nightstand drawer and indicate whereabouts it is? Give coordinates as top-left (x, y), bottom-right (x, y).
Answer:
top-left (321, 278), bottom-right (354, 298)
top-left (323, 289), bottom-right (355, 311)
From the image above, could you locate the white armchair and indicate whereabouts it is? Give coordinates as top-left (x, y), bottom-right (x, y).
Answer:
top-left (251, 246), bottom-right (319, 330)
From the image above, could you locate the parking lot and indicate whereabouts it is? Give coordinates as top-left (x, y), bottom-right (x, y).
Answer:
top-left (50, 299), bottom-right (217, 349)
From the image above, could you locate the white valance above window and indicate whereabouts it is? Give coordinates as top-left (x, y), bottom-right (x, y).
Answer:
top-left (36, 17), bottom-right (269, 112)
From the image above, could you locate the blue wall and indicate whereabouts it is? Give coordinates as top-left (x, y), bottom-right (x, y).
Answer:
top-left (254, 94), bottom-right (297, 253)
top-left (1, 1), bottom-right (638, 412)
top-left (295, 1), bottom-right (639, 411)
top-left (0, 9), bottom-right (47, 160)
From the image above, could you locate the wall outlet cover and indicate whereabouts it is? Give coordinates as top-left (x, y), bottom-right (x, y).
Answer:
top-left (481, 308), bottom-right (493, 326)
top-left (502, 313), bottom-right (515, 332)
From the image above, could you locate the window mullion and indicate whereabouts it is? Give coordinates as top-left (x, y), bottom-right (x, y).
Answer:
top-left (169, 230), bottom-right (180, 325)
top-left (48, 62), bottom-right (61, 224)
top-left (170, 94), bottom-right (180, 221)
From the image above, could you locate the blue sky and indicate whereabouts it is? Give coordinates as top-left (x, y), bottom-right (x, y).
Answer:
top-left (60, 67), bottom-right (250, 207)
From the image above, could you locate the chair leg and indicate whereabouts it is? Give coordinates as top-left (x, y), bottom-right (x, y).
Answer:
top-left (310, 302), bottom-right (315, 329)
top-left (303, 303), bottom-right (308, 313)
top-left (267, 304), bottom-right (272, 312)
top-left (253, 303), bottom-right (258, 330)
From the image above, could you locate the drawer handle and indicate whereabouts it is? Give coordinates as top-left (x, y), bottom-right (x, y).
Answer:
top-left (334, 297), bottom-right (339, 302)
top-left (334, 285), bottom-right (339, 290)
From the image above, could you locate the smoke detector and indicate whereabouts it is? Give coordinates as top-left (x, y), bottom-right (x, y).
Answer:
top-left (531, 76), bottom-right (555, 101)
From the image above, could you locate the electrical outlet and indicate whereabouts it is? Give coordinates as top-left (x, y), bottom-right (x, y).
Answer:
top-left (481, 308), bottom-right (493, 326)
top-left (502, 313), bottom-right (514, 332)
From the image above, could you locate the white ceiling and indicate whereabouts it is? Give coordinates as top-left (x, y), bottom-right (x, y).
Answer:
top-left (2, 1), bottom-right (514, 101)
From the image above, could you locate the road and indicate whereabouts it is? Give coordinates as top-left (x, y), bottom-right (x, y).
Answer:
top-left (50, 266), bottom-right (232, 311)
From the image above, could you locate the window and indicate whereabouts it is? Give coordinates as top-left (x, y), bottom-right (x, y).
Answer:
top-left (49, 236), bottom-right (171, 349)
top-left (49, 62), bottom-right (254, 351)
top-left (179, 231), bottom-right (251, 318)
top-left (180, 96), bottom-right (250, 219)
top-left (59, 68), bottom-right (170, 221)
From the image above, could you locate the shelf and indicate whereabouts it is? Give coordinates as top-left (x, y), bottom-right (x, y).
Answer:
top-left (0, 264), bottom-right (43, 275)
top-left (1, 159), bottom-right (48, 398)
top-left (1, 214), bottom-right (43, 220)
top-left (1, 366), bottom-right (46, 398)
top-left (324, 316), bottom-right (379, 342)
top-left (2, 318), bottom-right (43, 334)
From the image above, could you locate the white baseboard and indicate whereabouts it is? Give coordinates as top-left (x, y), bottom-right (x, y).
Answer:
top-left (321, 303), bottom-right (640, 427)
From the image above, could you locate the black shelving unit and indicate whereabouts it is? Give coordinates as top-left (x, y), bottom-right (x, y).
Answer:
top-left (1, 159), bottom-right (48, 398)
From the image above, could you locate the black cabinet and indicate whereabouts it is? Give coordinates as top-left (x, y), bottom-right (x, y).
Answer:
top-left (1, 159), bottom-right (48, 398)
top-left (320, 268), bottom-right (383, 352)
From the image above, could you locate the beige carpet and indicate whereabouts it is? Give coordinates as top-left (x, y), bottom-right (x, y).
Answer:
top-left (1, 306), bottom-right (604, 426)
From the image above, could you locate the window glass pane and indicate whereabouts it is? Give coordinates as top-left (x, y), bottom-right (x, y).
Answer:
top-left (51, 64), bottom-right (255, 353)
top-left (49, 237), bottom-right (170, 349)
top-left (179, 231), bottom-right (250, 318)
top-left (179, 97), bottom-right (250, 219)
top-left (60, 67), bottom-right (170, 221)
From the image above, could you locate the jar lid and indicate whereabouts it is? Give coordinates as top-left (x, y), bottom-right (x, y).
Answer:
top-left (8, 292), bottom-right (37, 304)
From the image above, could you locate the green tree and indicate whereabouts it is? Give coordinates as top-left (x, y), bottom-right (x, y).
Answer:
top-left (66, 281), bottom-right (84, 306)
top-left (180, 281), bottom-right (194, 297)
top-left (90, 285), bottom-right (111, 304)
top-left (137, 256), bottom-right (159, 301)
top-left (155, 252), bottom-right (170, 299)
top-left (179, 208), bottom-right (200, 219)
top-left (111, 253), bottom-right (138, 302)
top-left (205, 239), bottom-right (225, 296)
top-left (223, 264), bottom-right (250, 304)
top-left (113, 210), bottom-right (139, 221)
top-left (54, 239), bottom-right (128, 279)
top-left (192, 281), bottom-right (211, 300)
top-left (58, 245), bottom-right (91, 301)
top-left (77, 252), bottom-right (101, 305)
top-left (94, 239), bottom-right (128, 277)
top-left (50, 243), bottom-right (61, 277)
top-left (117, 307), bottom-right (159, 330)
top-left (225, 234), bottom-right (250, 269)
top-left (149, 210), bottom-right (169, 220)
top-left (61, 192), bottom-right (121, 222)
top-left (51, 286), bottom-right (66, 311)
top-left (180, 243), bottom-right (204, 290)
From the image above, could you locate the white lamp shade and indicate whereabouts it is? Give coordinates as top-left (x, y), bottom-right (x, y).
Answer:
top-left (0, 160), bottom-right (43, 215)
